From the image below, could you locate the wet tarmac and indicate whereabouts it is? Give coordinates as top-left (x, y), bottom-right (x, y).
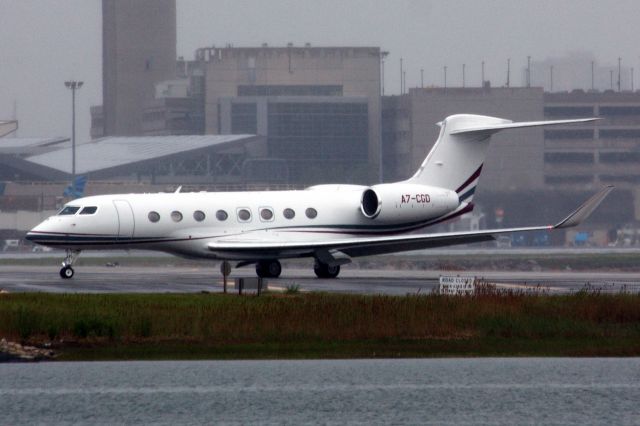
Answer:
top-left (0, 264), bottom-right (639, 295)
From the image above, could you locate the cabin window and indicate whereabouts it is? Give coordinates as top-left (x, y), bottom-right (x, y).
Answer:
top-left (148, 211), bottom-right (160, 223)
top-left (79, 206), bottom-right (98, 215)
top-left (305, 208), bottom-right (318, 219)
top-left (58, 206), bottom-right (80, 215)
top-left (237, 208), bottom-right (251, 222)
top-left (260, 208), bottom-right (274, 221)
top-left (171, 211), bottom-right (183, 222)
top-left (283, 208), bottom-right (295, 219)
top-left (216, 210), bottom-right (228, 221)
top-left (193, 210), bottom-right (206, 222)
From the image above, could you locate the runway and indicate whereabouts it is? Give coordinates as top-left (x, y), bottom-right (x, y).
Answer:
top-left (1, 264), bottom-right (639, 295)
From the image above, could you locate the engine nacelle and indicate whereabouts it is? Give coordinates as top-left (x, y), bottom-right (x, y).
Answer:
top-left (360, 183), bottom-right (459, 223)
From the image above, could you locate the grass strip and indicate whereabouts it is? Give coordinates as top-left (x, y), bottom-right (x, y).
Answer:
top-left (1, 291), bottom-right (639, 360)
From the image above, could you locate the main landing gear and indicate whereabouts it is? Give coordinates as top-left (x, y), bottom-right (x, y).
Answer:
top-left (314, 261), bottom-right (340, 279)
top-left (255, 260), bottom-right (282, 279)
top-left (60, 249), bottom-right (81, 279)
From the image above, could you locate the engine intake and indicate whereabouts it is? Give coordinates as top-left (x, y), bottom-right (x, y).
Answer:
top-left (361, 188), bottom-right (381, 218)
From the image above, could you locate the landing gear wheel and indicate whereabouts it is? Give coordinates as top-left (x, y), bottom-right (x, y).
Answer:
top-left (256, 260), bottom-right (282, 278)
top-left (314, 262), bottom-right (340, 279)
top-left (60, 266), bottom-right (74, 279)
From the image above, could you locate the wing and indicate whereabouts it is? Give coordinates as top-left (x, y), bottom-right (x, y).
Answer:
top-left (207, 186), bottom-right (613, 261)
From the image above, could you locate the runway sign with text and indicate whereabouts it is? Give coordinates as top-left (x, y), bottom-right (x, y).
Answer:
top-left (438, 275), bottom-right (476, 295)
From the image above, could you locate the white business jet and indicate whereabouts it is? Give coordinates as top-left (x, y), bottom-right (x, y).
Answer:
top-left (27, 114), bottom-right (612, 280)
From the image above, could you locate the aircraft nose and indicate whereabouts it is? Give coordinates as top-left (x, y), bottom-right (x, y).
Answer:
top-left (25, 221), bottom-right (49, 243)
top-left (25, 229), bottom-right (43, 243)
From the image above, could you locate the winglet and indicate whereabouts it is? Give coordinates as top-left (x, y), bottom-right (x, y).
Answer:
top-left (554, 185), bottom-right (614, 229)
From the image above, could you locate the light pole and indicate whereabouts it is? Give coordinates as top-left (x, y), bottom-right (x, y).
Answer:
top-left (64, 80), bottom-right (83, 182)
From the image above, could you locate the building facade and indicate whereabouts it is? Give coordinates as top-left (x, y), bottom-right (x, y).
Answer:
top-left (202, 46), bottom-right (382, 184)
top-left (544, 90), bottom-right (640, 221)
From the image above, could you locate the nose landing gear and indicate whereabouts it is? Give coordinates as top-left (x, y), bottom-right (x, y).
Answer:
top-left (60, 249), bottom-right (81, 279)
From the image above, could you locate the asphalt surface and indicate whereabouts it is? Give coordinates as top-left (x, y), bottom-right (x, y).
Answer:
top-left (1, 264), bottom-right (639, 295)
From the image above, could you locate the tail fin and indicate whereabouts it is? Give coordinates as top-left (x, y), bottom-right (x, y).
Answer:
top-left (406, 114), bottom-right (598, 203)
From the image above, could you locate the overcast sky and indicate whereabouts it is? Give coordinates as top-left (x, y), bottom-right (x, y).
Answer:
top-left (1, 0), bottom-right (639, 142)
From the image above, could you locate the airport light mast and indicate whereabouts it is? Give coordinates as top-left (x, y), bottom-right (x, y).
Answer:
top-left (64, 80), bottom-right (83, 182)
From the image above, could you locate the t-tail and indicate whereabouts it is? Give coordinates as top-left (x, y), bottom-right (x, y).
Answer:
top-left (405, 114), bottom-right (599, 205)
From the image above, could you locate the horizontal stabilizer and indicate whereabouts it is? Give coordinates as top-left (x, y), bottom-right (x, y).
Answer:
top-left (554, 185), bottom-right (614, 229)
top-left (449, 117), bottom-right (599, 135)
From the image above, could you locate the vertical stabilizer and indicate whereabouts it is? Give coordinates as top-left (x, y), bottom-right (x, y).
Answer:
top-left (406, 114), bottom-right (509, 204)
top-left (406, 114), bottom-right (599, 204)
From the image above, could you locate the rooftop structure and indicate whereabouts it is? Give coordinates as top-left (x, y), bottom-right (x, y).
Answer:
top-left (0, 135), bottom-right (264, 183)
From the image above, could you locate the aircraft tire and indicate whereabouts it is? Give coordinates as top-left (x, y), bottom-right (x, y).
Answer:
top-left (60, 266), bottom-right (74, 279)
top-left (256, 260), bottom-right (281, 278)
top-left (314, 263), bottom-right (340, 279)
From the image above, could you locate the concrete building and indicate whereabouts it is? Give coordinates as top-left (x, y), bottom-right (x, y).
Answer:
top-left (202, 45), bottom-right (382, 184)
top-left (101, 0), bottom-right (177, 136)
top-left (544, 90), bottom-right (640, 220)
top-left (382, 87), bottom-right (545, 191)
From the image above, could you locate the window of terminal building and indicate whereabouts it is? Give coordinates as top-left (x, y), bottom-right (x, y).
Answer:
top-left (266, 102), bottom-right (368, 164)
top-left (231, 103), bottom-right (257, 134)
top-left (599, 129), bottom-right (640, 139)
top-left (600, 174), bottom-right (640, 183)
top-left (544, 152), bottom-right (594, 163)
top-left (544, 106), bottom-right (594, 117)
top-left (599, 106), bottom-right (640, 116)
top-left (238, 85), bottom-right (343, 97)
top-left (544, 175), bottom-right (593, 184)
top-left (544, 129), bottom-right (594, 140)
top-left (599, 152), bottom-right (640, 163)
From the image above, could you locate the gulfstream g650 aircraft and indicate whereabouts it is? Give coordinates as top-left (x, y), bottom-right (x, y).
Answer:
top-left (27, 114), bottom-right (612, 279)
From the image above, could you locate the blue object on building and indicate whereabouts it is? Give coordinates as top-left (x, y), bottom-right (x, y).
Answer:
top-left (574, 231), bottom-right (589, 246)
top-left (63, 176), bottom-right (87, 199)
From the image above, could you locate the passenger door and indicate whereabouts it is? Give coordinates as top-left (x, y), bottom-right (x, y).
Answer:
top-left (113, 200), bottom-right (135, 239)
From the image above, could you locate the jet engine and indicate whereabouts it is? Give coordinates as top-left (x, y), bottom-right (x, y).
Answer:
top-left (360, 183), bottom-right (459, 224)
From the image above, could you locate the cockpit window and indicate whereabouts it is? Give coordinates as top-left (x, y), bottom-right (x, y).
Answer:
top-left (58, 206), bottom-right (80, 215)
top-left (79, 206), bottom-right (98, 215)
